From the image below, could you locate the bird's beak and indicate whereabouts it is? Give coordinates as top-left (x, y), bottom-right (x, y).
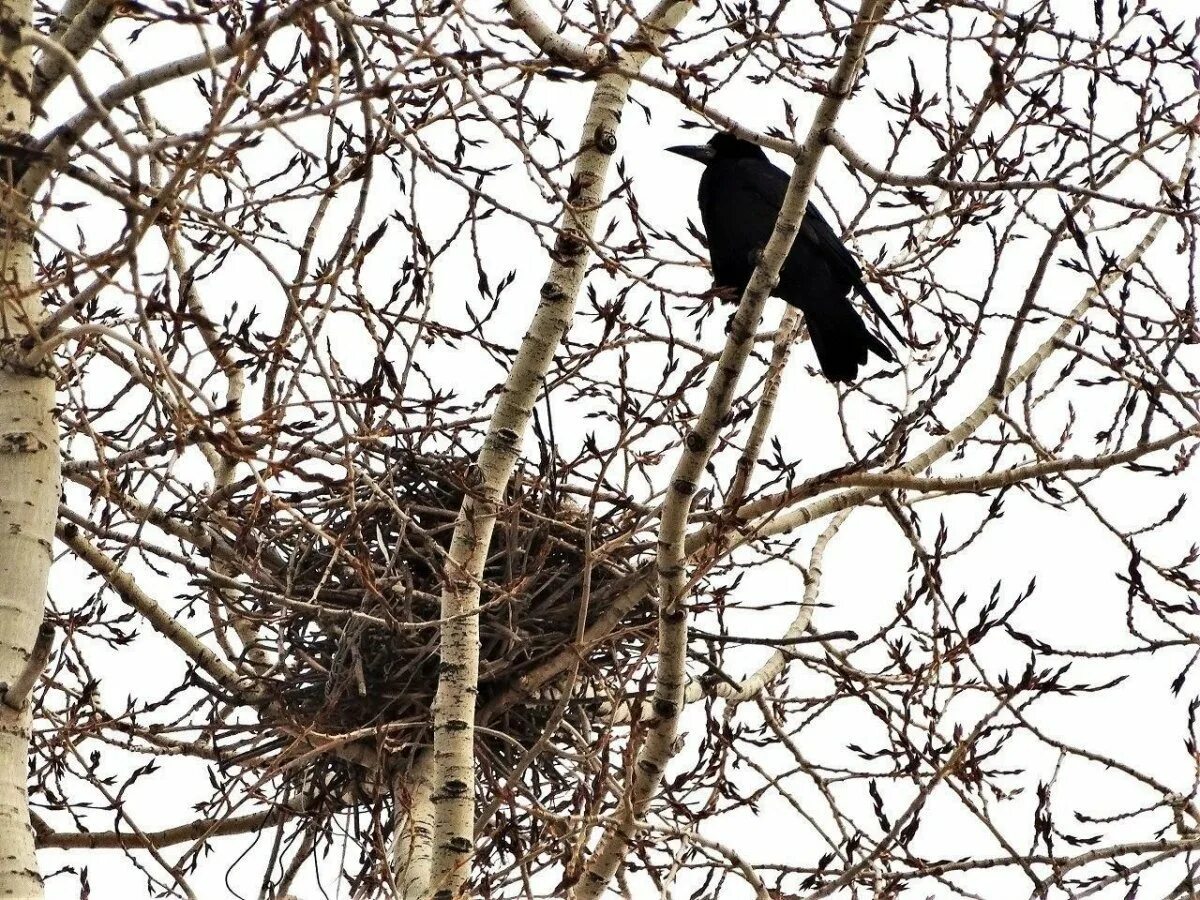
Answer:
top-left (666, 144), bottom-right (716, 164)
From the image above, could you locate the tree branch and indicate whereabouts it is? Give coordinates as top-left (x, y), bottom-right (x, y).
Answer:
top-left (1, 622), bottom-right (51, 710)
top-left (34, 809), bottom-right (282, 850)
top-left (17, 0), bottom-right (323, 197)
top-left (572, 2), bottom-right (895, 896)
top-left (29, 0), bottom-right (117, 111)
top-left (58, 524), bottom-right (255, 701)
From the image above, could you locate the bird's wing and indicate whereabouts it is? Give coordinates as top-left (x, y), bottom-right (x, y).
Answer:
top-left (699, 160), bottom-right (787, 290)
top-left (798, 203), bottom-right (864, 282)
top-left (735, 159), bottom-right (866, 285)
top-left (802, 198), bottom-right (907, 347)
top-left (702, 158), bottom-right (907, 348)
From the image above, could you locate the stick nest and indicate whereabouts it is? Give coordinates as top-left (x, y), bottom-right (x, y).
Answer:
top-left (234, 450), bottom-right (650, 813)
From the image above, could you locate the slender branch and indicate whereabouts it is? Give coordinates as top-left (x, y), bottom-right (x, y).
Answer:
top-left (712, 511), bottom-right (849, 703)
top-left (824, 125), bottom-right (1198, 216)
top-left (29, 0), bottom-right (116, 110)
top-left (17, 0), bottom-right (323, 196)
top-left (726, 307), bottom-right (802, 508)
top-left (34, 809), bottom-right (282, 850)
top-left (57, 524), bottom-right (255, 701)
top-left (834, 429), bottom-right (1198, 494)
top-left (1, 622), bottom-right (51, 710)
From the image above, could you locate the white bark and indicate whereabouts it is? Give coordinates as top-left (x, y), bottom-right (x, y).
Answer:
top-left (397, 752), bottom-right (434, 900)
top-left (425, 3), bottom-right (695, 896)
top-left (29, 0), bottom-right (115, 109)
top-left (0, 0), bottom-right (57, 894)
top-left (725, 307), bottom-right (802, 508)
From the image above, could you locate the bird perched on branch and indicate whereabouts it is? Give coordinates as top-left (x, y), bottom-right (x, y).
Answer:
top-left (668, 132), bottom-right (905, 383)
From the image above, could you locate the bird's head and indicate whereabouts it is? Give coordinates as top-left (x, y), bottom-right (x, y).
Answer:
top-left (666, 132), bottom-right (767, 165)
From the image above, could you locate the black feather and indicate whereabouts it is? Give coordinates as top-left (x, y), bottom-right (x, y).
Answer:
top-left (679, 132), bottom-right (905, 383)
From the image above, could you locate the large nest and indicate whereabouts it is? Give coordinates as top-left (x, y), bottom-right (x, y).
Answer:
top-left (228, 450), bottom-right (651, 814)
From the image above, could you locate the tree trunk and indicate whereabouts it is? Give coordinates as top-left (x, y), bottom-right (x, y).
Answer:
top-left (425, 4), bottom-right (694, 896)
top-left (0, 1), bottom-right (58, 896)
top-left (396, 752), bottom-right (434, 899)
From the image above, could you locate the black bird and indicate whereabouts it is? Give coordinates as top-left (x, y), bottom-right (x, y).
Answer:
top-left (668, 132), bottom-right (904, 383)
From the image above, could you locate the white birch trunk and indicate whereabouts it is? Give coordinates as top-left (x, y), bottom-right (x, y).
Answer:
top-left (0, 1), bottom-right (57, 896)
top-left (396, 751), bottom-right (434, 899)
top-left (425, 4), bottom-right (694, 896)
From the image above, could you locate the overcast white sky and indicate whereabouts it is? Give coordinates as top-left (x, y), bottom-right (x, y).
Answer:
top-left (32, 1), bottom-right (1200, 898)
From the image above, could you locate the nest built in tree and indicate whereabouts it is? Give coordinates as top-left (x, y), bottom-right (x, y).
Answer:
top-left (228, 450), bottom-right (651, 813)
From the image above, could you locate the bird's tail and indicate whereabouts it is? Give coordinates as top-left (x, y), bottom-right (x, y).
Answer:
top-left (805, 299), bottom-right (894, 384)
